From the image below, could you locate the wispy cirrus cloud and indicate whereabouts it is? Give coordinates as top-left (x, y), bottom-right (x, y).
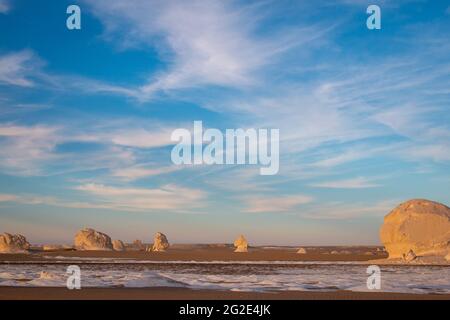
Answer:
top-left (309, 177), bottom-right (380, 189)
top-left (0, 182), bottom-right (207, 213)
top-left (83, 0), bottom-right (329, 100)
top-left (0, 50), bottom-right (38, 87)
top-left (112, 166), bottom-right (180, 181)
top-left (243, 194), bottom-right (314, 213)
top-left (0, 124), bottom-right (61, 175)
top-left (0, 120), bottom-right (178, 176)
top-left (75, 183), bottom-right (206, 211)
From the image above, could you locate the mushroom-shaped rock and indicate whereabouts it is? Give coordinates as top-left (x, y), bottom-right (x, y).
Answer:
top-left (380, 199), bottom-right (450, 259)
top-left (152, 232), bottom-right (169, 252)
top-left (74, 228), bottom-right (113, 251)
top-left (297, 248), bottom-right (307, 254)
top-left (233, 235), bottom-right (248, 253)
top-left (113, 240), bottom-right (125, 251)
top-left (0, 233), bottom-right (30, 253)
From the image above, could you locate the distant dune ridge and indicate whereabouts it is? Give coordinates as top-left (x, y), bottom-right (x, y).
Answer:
top-left (152, 232), bottom-right (170, 252)
top-left (0, 233), bottom-right (30, 253)
top-left (74, 228), bottom-right (113, 251)
top-left (234, 235), bottom-right (248, 252)
top-left (380, 199), bottom-right (450, 261)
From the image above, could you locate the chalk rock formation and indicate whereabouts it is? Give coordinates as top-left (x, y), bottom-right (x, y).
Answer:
top-left (403, 249), bottom-right (417, 262)
top-left (74, 228), bottom-right (113, 251)
top-left (113, 240), bottom-right (125, 251)
top-left (234, 235), bottom-right (248, 253)
top-left (152, 232), bottom-right (169, 252)
top-left (0, 233), bottom-right (30, 253)
top-left (297, 247), bottom-right (307, 254)
top-left (380, 199), bottom-right (450, 259)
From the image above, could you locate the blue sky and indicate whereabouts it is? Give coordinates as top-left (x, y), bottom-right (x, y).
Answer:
top-left (0, 0), bottom-right (449, 245)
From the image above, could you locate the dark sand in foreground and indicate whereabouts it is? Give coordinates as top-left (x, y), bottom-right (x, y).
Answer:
top-left (1, 287), bottom-right (449, 300)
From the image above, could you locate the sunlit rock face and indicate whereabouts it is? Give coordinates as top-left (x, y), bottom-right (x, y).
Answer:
top-left (234, 235), bottom-right (248, 253)
top-left (152, 232), bottom-right (169, 252)
top-left (0, 233), bottom-right (30, 253)
top-left (74, 228), bottom-right (113, 251)
top-left (380, 199), bottom-right (450, 259)
top-left (297, 247), bottom-right (307, 254)
top-left (113, 240), bottom-right (125, 251)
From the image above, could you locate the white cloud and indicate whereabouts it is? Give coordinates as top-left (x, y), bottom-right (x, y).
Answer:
top-left (404, 144), bottom-right (450, 162)
top-left (309, 177), bottom-right (380, 189)
top-left (112, 166), bottom-right (179, 181)
top-left (0, 182), bottom-right (207, 213)
top-left (0, 194), bottom-right (17, 202)
top-left (109, 128), bottom-right (174, 148)
top-left (83, 0), bottom-right (311, 100)
top-left (244, 194), bottom-right (313, 213)
top-left (0, 124), bottom-right (61, 175)
top-left (0, 50), bottom-right (37, 87)
top-left (0, 121), bottom-right (179, 176)
top-left (75, 183), bottom-right (206, 211)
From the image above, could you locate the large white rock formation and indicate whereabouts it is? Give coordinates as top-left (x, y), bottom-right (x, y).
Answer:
top-left (297, 247), bottom-right (307, 254)
top-left (113, 240), bottom-right (125, 251)
top-left (0, 233), bottom-right (30, 253)
top-left (234, 235), bottom-right (248, 253)
top-left (380, 199), bottom-right (450, 259)
top-left (74, 228), bottom-right (113, 251)
top-left (152, 232), bottom-right (169, 252)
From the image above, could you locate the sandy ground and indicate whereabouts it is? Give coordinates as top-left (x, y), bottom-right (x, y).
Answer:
top-left (0, 287), bottom-right (449, 300)
top-left (0, 245), bottom-right (388, 262)
top-left (2, 246), bottom-right (448, 300)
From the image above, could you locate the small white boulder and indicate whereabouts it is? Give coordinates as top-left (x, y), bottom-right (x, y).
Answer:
top-left (234, 235), bottom-right (248, 253)
top-left (152, 232), bottom-right (170, 252)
